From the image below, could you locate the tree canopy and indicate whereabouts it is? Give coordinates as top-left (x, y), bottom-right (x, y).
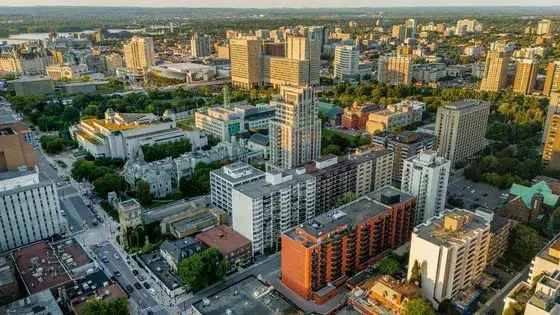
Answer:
top-left (402, 298), bottom-right (436, 315)
top-left (81, 298), bottom-right (128, 315)
top-left (177, 248), bottom-right (228, 292)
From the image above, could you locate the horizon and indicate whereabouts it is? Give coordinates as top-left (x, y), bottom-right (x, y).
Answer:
top-left (2, 1), bottom-right (560, 8)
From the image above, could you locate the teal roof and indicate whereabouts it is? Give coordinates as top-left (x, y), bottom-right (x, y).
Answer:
top-left (509, 181), bottom-right (559, 208)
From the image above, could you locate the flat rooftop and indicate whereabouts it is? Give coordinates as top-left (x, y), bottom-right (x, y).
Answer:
top-left (139, 251), bottom-right (183, 291)
top-left (196, 225), bottom-right (251, 255)
top-left (191, 276), bottom-right (301, 315)
top-left (212, 162), bottom-right (264, 184)
top-left (51, 238), bottom-right (92, 272)
top-left (444, 99), bottom-right (490, 111)
top-left (12, 241), bottom-right (72, 294)
top-left (414, 209), bottom-right (490, 247)
top-left (0, 290), bottom-right (63, 315)
top-left (298, 186), bottom-right (414, 238)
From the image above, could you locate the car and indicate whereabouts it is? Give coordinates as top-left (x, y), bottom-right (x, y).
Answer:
top-left (149, 288), bottom-right (156, 295)
top-left (114, 253), bottom-right (120, 260)
top-left (134, 282), bottom-right (142, 290)
top-left (125, 285), bottom-right (134, 293)
top-left (143, 282), bottom-right (151, 289)
top-left (101, 256), bottom-right (109, 263)
top-left (132, 269), bottom-right (139, 276)
top-left (114, 271), bottom-right (121, 277)
top-left (138, 275), bottom-right (145, 281)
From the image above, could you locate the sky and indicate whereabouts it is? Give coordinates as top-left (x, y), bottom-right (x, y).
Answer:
top-left (2, 0), bottom-right (560, 7)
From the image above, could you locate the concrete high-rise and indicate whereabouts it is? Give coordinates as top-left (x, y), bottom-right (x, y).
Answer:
top-left (537, 19), bottom-right (553, 36)
top-left (229, 37), bottom-right (263, 89)
top-left (544, 92), bottom-right (560, 144)
top-left (333, 45), bottom-right (359, 80)
top-left (269, 86), bottom-right (321, 170)
top-left (190, 33), bottom-right (212, 58)
top-left (479, 50), bottom-right (510, 92)
top-left (123, 36), bottom-right (155, 75)
top-left (513, 59), bottom-right (537, 95)
top-left (435, 99), bottom-right (490, 167)
top-left (401, 151), bottom-right (451, 224)
top-left (544, 61), bottom-right (560, 97)
top-left (407, 209), bottom-right (491, 307)
top-left (377, 55), bottom-right (412, 86)
top-left (0, 122), bottom-right (37, 172)
top-left (543, 97), bottom-right (560, 172)
top-left (229, 36), bottom-right (320, 89)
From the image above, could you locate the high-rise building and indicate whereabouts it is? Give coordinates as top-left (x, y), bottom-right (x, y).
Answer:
top-left (190, 33), bottom-right (213, 58)
top-left (285, 35), bottom-right (321, 85)
top-left (281, 186), bottom-right (416, 303)
top-left (544, 92), bottom-right (560, 144)
top-left (435, 99), bottom-right (490, 167)
top-left (455, 19), bottom-right (482, 36)
top-left (229, 36), bottom-right (320, 89)
top-left (229, 37), bottom-right (263, 89)
top-left (232, 169), bottom-right (317, 256)
top-left (209, 162), bottom-right (265, 215)
top-left (543, 101), bottom-right (560, 172)
top-left (123, 36), bottom-right (155, 75)
top-left (537, 19), bottom-right (553, 36)
top-left (372, 131), bottom-right (436, 182)
top-left (269, 86), bottom-right (321, 170)
top-left (407, 209), bottom-right (491, 306)
top-left (401, 151), bottom-right (451, 224)
top-left (513, 58), bottom-right (537, 95)
top-left (544, 61), bottom-right (560, 97)
top-left (377, 55), bottom-right (412, 86)
top-left (350, 147), bottom-right (394, 196)
top-left (479, 50), bottom-right (510, 92)
top-left (334, 45), bottom-right (359, 80)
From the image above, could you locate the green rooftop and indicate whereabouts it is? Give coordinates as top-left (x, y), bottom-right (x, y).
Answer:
top-left (510, 181), bottom-right (559, 209)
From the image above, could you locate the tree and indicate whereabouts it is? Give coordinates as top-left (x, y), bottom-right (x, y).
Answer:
top-left (376, 256), bottom-right (400, 275)
top-left (177, 248), bottom-right (228, 292)
top-left (437, 299), bottom-right (460, 315)
top-left (94, 173), bottom-right (126, 198)
top-left (135, 180), bottom-right (152, 206)
top-left (141, 139), bottom-right (192, 162)
top-left (410, 260), bottom-right (422, 285)
top-left (503, 224), bottom-right (545, 270)
top-left (82, 298), bottom-right (128, 315)
top-left (402, 298), bottom-right (436, 315)
top-left (40, 135), bottom-right (66, 154)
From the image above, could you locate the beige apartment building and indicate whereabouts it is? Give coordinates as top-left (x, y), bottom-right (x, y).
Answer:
top-left (479, 50), bottom-right (510, 92)
top-left (229, 35), bottom-right (320, 89)
top-left (123, 36), bottom-right (155, 75)
top-left (407, 209), bottom-right (491, 306)
top-left (435, 99), bottom-right (490, 167)
top-left (543, 100), bottom-right (560, 172)
top-left (269, 86), bottom-right (322, 169)
top-left (513, 59), bottom-right (537, 95)
top-left (377, 55), bottom-right (412, 86)
top-left (544, 61), bottom-right (560, 97)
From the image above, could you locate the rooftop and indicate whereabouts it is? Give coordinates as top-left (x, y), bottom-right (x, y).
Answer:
top-left (443, 99), bottom-right (490, 111)
top-left (12, 241), bottom-right (72, 294)
top-left (160, 238), bottom-right (207, 262)
top-left (196, 225), bottom-right (251, 256)
top-left (191, 276), bottom-right (301, 315)
top-left (510, 181), bottom-right (559, 209)
top-left (51, 238), bottom-right (92, 273)
top-left (212, 162), bottom-right (265, 184)
top-left (0, 289), bottom-right (63, 315)
top-left (139, 251), bottom-right (183, 291)
top-left (414, 209), bottom-right (491, 247)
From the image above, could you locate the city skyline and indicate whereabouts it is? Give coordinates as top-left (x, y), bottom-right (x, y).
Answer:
top-left (2, 0), bottom-right (560, 7)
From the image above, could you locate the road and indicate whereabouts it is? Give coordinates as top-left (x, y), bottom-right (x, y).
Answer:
top-left (92, 242), bottom-right (164, 313)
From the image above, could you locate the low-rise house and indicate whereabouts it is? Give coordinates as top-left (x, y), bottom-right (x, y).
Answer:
top-left (196, 225), bottom-right (252, 273)
top-left (498, 181), bottom-right (559, 223)
top-left (348, 275), bottom-right (419, 315)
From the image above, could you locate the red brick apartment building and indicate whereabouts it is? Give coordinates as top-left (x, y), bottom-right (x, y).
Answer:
top-left (281, 186), bottom-right (416, 304)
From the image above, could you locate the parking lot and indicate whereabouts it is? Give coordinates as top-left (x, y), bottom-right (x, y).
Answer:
top-left (447, 175), bottom-right (508, 210)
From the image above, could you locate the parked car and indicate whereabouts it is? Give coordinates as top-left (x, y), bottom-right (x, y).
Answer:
top-left (134, 282), bottom-right (142, 290)
top-left (125, 285), bottom-right (134, 293)
top-left (143, 282), bottom-right (151, 289)
top-left (132, 269), bottom-right (139, 276)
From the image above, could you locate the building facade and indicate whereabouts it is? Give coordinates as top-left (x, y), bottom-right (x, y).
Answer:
top-left (435, 99), bottom-right (490, 167)
top-left (210, 162), bottom-right (265, 215)
top-left (513, 58), bottom-right (537, 95)
top-left (191, 33), bottom-right (213, 58)
top-left (479, 50), bottom-right (510, 92)
top-left (0, 168), bottom-right (62, 252)
top-left (123, 36), bottom-right (155, 75)
top-left (401, 151), bottom-right (451, 224)
top-left (269, 86), bottom-right (322, 170)
top-left (334, 45), bottom-right (359, 80)
top-left (377, 55), bottom-right (412, 86)
top-left (407, 209), bottom-right (491, 306)
top-left (281, 186), bottom-right (416, 303)
top-left (544, 61), bottom-right (560, 97)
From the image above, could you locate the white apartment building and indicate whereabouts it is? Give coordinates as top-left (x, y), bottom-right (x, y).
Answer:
top-left (401, 151), bottom-right (451, 224)
top-left (334, 45), bottom-right (359, 80)
top-left (70, 109), bottom-right (187, 159)
top-left (232, 168), bottom-right (316, 256)
top-left (210, 162), bottom-right (265, 215)
top-left (407, 209), bottom-right (491, 307)
top-left (0, 167), bottom-right (62, 252)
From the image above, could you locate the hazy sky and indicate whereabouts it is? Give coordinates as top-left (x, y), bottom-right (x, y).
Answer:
top-left (2, 0), bottom-right (560, 7)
